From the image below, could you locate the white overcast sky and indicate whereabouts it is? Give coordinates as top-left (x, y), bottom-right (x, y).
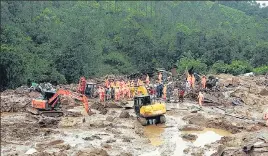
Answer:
top-left (256, 1), bottom-right (268, 7)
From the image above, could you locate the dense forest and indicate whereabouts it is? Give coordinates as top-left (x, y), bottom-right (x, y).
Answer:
top-left (1, 1), bottom-right (268, 90)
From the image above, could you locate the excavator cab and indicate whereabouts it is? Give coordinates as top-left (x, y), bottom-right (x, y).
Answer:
top-left (134, 95), bottom-right (151, 115)
top-left (43, 90), bottom-right (56, 100)
top-left (134, 95), bottom-right (166, 126)
top-left (85, 82), bottom-right (97, 98)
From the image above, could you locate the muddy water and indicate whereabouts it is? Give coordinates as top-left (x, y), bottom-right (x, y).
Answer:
top-left (142, 116), bottom-right (232, 156)
top-left (182, 128), bottom-right (232, 147)
top-left (143, 125), bottom-right (165, 146)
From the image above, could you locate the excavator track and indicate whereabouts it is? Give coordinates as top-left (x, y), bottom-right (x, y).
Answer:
top-left (27, 107), bottom-right (63, 117)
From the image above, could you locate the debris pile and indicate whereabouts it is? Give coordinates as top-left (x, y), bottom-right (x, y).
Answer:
top-left (1, 88), bottom-right (40, 112)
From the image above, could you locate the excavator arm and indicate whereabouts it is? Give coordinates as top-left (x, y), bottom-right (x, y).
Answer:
top-left (48, 89), bottom-right (91, 114)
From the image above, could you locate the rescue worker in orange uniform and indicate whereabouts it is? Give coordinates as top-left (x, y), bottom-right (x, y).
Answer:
top-left (121, 84), bottom-right (126, 99)
top-left (146, 74), bottom-right (150, 85)
top-left (120, 80), bottom-right (125, 88)
top-left (98, 86), bottom-right (102, 102)
top-left (158, 72), bottom-right (162, 83)
top-left (187, 74), bottom-right (192, 88)
top-left (99, 86), bottom-right (105, 102)
top-left (201, 75), bottom-right (206, 89)
top-left (191, 75), bottom-right (195, 89)
top-left (105, 79), bottom-right (109, 88)
top-left (115, 87), bottom-right (120, 101)
top-left (197, 91), bottom-right (204, 106)
top-left (126, 85), bottom-right (130, 99)
top-left (102, 87), bottom-right (106, 102)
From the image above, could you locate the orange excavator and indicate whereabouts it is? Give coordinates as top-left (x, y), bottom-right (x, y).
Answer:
top-left (28, 89), bottom-right (91, 117)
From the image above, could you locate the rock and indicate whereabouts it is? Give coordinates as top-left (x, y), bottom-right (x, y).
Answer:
top-left (122, 138), bottom-right (131, 142)
top-left (83, 135), bottom-right (102, 141)
top-left (182, 114), bottom-right (206, 126)
top-left (119, 111), bottom-right (130, 118)
top-left (91, 102), bottom-right (108, 115)
top-left (54, 144), bottom-right (71, 150)
top-left (25, 148), bottom-right (37, 155)
top-left (83, 137), bottom-right (94, 141)
top-left (183, 148), bottom-right (190, 154)
top-left (179, 124), bottom-right (204, 131)
top-left (181, 134), bottom-right (198, 141)
top-left (76, 148), bottom-right (109, 156)
top-left (117, 153), bottom-right (133, 156)
top-left (120, 100), bottom-right (129, 105)
top-left (105, 128), bottom-right (122, 134)
top-left (260, 89), bottom-right (268, 96)
top-left (106, 139), bottom-right (116, 143)
top-left (101, 143), bottom-right (111, 149)
top-left (37, 117), bottom-right (60, 128)
top-left (59, 117), bottom-right (78, 127)
top-left (47, 139), bottom-right (64, 146)
top-left (135, 128), bottom-right (144, 136)
top-left (100, 109), bottom-right (108, 115)
top-left (106, 116), bottom-right (115, 122)
top-left (105, 102), bottom-right (122, 108)
top-left (89, 121), bottom-right (104, 128)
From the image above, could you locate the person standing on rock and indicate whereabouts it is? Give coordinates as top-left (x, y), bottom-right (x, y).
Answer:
top-left (111, 86), bottom-right (115, 101)
top-left (126, 85), bottom-right (130, 100)
top-left (158, 72), bottom-right (162, 83)
top-left (191, 75), bottom-right (195, 89)
top-left (115, 87), bottom-right (120, 101)
top-left (173, 87), bottom-right (179, 103)
top-left (146, 74), bottom-right (150, 86)
top-left (98, 86), bottom-right (104, 102)
top-left (179, 89), bottom-right (185, 103)
top-left (197, 91), bottom-right (204, 106)
top-left (166, 84), bottom-right (172, 103)
top-left (110, 80), bottom-right (115, 88)
top-left (263, 108), bottom-right (268, 126)
top-left (102, 87), bottom-right (106, 102)
top-left (163, 84), bottom-right (167, 100)
top-left (201, 75), bottom-right (206, 89)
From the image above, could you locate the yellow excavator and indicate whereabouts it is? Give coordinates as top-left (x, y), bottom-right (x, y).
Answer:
top-left (134, 86), bottom-right (166, 126)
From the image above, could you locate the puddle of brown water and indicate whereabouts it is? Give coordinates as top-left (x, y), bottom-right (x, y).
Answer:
top-left (143, 125), bottom-right (165, 146)
top-left (182, 128), bottom-right (232, 147)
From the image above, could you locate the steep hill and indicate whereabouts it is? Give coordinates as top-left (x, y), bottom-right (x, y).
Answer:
top-left (1, 1), bottom-right (268, 89)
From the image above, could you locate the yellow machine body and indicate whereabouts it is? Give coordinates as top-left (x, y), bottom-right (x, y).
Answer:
top-left (140, 102), bottom-right (166, 117)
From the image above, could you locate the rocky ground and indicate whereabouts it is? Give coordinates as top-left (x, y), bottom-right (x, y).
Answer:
top-left (1, 74), bottom-right (268, 156)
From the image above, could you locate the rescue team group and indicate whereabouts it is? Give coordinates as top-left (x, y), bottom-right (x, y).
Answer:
top-left (98, 73), bottom-right (208, 107)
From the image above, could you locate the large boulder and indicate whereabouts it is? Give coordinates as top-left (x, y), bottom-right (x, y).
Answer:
top-left (178, 124), bottom-right (204, 131)
top-left (119, 111), bottom-right (130, 118)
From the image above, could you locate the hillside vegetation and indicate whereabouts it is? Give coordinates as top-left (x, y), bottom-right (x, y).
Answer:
top-left (1, 1), bottom-right (268, 90)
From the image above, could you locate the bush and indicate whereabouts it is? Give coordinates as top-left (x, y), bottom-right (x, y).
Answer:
top-left (226, 60), bottom-right (253, 75)
top-left (210, 60), bottom-right (229, 74)
top-left (177, 58), bottom-right (208, 74)
top-left (253, 66), bottom-right (268, 75)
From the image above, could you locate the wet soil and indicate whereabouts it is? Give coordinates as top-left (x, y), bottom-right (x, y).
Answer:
top-left (1, 74), bottom-right (268, 156)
